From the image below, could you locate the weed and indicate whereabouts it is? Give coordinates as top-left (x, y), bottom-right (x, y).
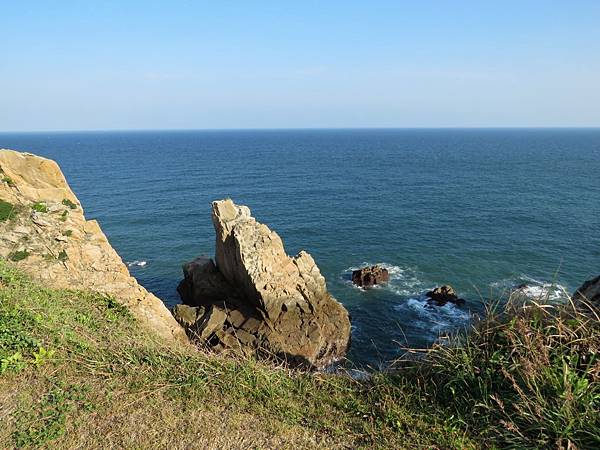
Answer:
top-left (62, 198), bottom-right (77, 210)
top-left (2, 176), bottom-right (16, 187)
top-left (9, 250), bottom-right (30, 262)
top-left (62, 229), bottom-right (73, 237)
top-left (0, 199), bottom-right (16, 221)
top-left (57, 250), bottom-right (68, 262)
top-left (31, 201), bottom-right (48, 213)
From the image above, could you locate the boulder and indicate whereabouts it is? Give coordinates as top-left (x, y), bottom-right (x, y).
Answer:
top-left (572, 275), bottom-right (600, 306)
top-left (351, 265), bottom-right (390, 287)
top-left (425, 285), bottom-right (465, 306)
top-left (176, 199), bottom-right (351, 368)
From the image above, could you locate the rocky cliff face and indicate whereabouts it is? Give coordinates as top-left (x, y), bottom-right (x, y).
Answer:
top-left (0, 149), bottom-right (187, 345)
top-left (177, 199), bottom-right (351, 368)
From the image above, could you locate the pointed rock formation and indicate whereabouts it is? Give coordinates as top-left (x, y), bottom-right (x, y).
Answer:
top-left (0, 149), bottom-right (187, 345)
top-left (176, 199), bottom-right (351, 368)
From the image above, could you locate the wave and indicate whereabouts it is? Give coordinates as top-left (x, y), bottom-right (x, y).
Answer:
top-left (127, 260), bottom-right (147, 268)
top-left (490, 274), bottom-right (569, 303)
top-left (393, 297), bottom-right (472, 340)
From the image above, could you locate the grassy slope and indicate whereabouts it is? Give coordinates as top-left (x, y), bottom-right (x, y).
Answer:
top-left (0, 260), bottom-right (474, 449)
top-left (1, 259), bottom-right (598, 449)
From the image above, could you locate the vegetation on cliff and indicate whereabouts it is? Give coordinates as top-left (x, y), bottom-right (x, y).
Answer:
top-left (1, 259), bottom-right (598, 449)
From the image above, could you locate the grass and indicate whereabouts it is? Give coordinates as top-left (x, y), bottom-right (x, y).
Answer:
top-left (31, 202), bottom-right (48, 213)
top-left (0, 260), bottom-right (474, 449)
top-left (0, 259), bottom-right (597, 449)
top-left (2, 176), bottom-right (16, 187)
top-left (8, 250), bottom-right (30, 262)
top-left (0, 199), bottom-right (17, 222)
top-left (410, 297), bottom-right (600, 449)
top-left (61, 198), bottom-right (77, 210)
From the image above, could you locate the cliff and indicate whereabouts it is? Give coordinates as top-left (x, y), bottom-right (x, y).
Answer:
top-left (0, 149), bottom-right (187, 345)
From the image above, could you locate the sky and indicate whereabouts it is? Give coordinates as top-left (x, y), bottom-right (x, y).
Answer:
top-left (1, 1), bottom-right (600, 131)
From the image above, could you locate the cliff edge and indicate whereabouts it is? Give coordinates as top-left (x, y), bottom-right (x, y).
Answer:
top-left (0, 149), bottom-right (187, 345)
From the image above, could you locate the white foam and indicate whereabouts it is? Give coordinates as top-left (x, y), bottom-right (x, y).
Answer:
top-left (127, 260), bottom-right (147, 267)
top-left (394, 297), bottom-right (471, 339)
top-left (491, 274), bottom-right (569, 303)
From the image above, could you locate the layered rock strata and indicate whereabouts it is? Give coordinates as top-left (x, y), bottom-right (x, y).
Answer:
top-left (176, 199), bottom-right (351, 368)
top-left (0, 149), bottom-right (187, 345)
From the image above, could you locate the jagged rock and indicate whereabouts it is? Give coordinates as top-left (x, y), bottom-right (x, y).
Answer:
top-left (172, 304), bottom-right (205, 327)
top-left (351, 265), bottom-right (389, 287)
top-left (177, 199), bottom-right (351, 368)
top-left (425, 285), bottom-right (466, 306)
top-left (572, 275), bottom-right (600, 306)
top-left (0, 149), bottom-right (187, 345)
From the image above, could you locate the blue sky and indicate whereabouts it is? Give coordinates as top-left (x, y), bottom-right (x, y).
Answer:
top-left (2, 1), bottom-right (599, 130)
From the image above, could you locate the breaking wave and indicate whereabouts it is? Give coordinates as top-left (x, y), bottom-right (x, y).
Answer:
top-left (127, 260), bottom-right (147, 268)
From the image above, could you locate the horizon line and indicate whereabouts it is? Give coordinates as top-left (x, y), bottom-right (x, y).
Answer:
top-left (1, 126), bottom-right (600, 134)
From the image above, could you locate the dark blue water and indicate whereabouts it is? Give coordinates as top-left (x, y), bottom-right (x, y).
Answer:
top-left (2, 129), bottom-right (599, 367)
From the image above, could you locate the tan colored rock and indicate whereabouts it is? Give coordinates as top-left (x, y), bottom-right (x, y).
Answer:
top-left (177, 199), bottom-right (351, 368)
top-left (0, 149), bottom-right (187, 346)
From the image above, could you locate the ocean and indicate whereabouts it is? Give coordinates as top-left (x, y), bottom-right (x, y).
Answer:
top-left (1, 129), bottom-right (599, 368)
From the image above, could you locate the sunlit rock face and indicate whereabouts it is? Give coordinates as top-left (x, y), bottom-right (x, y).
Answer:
top-left (176, 199), bottom-right (351, 368)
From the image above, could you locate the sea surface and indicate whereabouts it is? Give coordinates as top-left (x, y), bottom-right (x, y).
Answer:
top-left (1, 129), bottom-right (599, 368)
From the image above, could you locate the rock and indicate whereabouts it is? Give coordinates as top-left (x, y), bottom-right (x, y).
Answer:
top-left (172, 304), bottom-right (205, 327)
top-left (178, 199), bottom-right (351, 368)
top-left (0, 149), bottom-right (188, 346)
top-left (572, 275), bottom-right (600, 306)
top-left (425, 285), bottom-right (466, 305)
top-left (351, 265), bottom-right (389, 287)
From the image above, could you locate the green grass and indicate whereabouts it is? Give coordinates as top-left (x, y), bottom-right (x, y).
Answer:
top-left (0, 199), bottom-right (17, 221)
top-left (412, 298), bottom-right (600, 449)
top-left (31, 202), bottom-right (48, 213)
top-left (2, 176), bottom-right (16, 187)
top-left (8, 250), bottom-right (30, 262)
top-left (0, 260), bottom-right (475, 449)
top-left (0, 259), bottom-right (597, 449)
top-left (61, 199), bottom-right (77, 210)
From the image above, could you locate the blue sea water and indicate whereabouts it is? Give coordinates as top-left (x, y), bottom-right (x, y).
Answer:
top-left (1, 129), bottom-right (599, 368)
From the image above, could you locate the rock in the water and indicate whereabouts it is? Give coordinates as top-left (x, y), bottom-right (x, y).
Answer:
top-left (176, 199), bottom-right (351, 368)
top-left (572, 275), bottom-right (600, 306)
top-left (351, 265), bottom-right (390, 287)
top-left (0, 149), bottom-right (188, 346)
top-left (425, 285), bottom-right (465, 305)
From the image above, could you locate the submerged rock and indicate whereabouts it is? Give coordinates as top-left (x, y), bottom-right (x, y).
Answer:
top-left (176, 199), bottom-right (351, 368)
top-left (351, 265), bottom-right (390, 287)
top-left (425, 285), bottom-right (465, 306)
